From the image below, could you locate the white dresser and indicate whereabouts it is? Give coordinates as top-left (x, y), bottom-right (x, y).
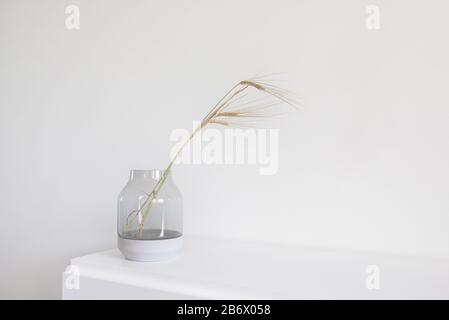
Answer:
top-left (63, 236), bottom-right (449, 299)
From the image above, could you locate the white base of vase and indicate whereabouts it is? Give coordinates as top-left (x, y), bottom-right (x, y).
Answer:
top-left (118, 236), bottom-right (183, 262)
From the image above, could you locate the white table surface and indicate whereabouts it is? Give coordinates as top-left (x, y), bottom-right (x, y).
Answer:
top-left (63, 236), bottom-right (449, 299)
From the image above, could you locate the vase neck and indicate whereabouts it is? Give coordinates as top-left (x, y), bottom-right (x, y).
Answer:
top-left (129, 169), bottom-right (170, 181)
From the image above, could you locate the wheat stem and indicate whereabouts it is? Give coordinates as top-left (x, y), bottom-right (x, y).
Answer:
top-left (124, 79), bottom-right (296, 238)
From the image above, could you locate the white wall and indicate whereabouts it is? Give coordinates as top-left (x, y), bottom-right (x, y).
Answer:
top-left (1, 0), bottom-right (449, 299)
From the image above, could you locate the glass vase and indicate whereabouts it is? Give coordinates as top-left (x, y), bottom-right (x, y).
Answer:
top-left (117, 169), bottom-right (183, 261)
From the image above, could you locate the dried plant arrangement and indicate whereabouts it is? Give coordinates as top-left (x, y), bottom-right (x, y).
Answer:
top-left (124, 79), bottom-right (297, 238)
